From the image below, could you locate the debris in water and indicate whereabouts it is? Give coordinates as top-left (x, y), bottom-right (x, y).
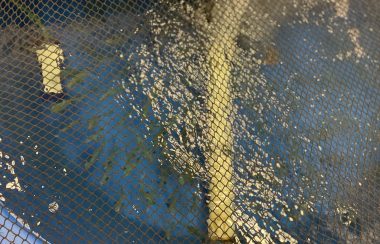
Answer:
top-left (48, 201), bottom-right (59, 213)
top-left (6, 177), bottom-right (22, 191)
top-left (49, 202), bottom-right (59, 213)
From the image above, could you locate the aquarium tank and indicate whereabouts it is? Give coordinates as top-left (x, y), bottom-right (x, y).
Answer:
top-left (0, 0), bottom-right (379, 243)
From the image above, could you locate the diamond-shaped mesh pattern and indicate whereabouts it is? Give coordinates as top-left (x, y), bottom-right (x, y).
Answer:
top-left (0, 0), bottom-right (379, 243)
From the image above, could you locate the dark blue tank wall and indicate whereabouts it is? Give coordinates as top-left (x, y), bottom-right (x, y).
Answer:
top-left (256, 17), bottom-right (378, 243)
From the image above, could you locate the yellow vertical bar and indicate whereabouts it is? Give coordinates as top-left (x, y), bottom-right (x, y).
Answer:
top-left (206, 0), bottom-right (249, 241)
top-left (36, 43), bottom-right (64, 94)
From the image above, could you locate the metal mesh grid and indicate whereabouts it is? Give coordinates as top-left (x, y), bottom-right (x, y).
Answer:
top-left (0, 0), bottom-right (379, 243)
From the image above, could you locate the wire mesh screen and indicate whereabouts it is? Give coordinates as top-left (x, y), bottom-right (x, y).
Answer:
top-left (0, 0), bottom-right (379, 243)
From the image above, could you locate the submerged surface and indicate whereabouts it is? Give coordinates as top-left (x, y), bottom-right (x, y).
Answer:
top-left (0, 0), bottom-right (379, 243)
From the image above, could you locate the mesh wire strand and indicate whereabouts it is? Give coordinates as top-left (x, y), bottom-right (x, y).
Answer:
top-left (0, 0), bottom-right (379, 243)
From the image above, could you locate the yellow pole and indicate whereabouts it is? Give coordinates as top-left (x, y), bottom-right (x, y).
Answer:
top-left (206, 0), bottom-right (249, 241)
top-left (36, 43), bottom-right (64, 94)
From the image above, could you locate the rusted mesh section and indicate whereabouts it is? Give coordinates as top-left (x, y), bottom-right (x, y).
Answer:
top-left (0, 0), bottom-right (379, 243)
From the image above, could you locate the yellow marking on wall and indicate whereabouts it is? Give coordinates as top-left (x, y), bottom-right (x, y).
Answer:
top-left (36, 43), bottom-right (64, 94)
top-left (206, 0), bottom-right (249, 241)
